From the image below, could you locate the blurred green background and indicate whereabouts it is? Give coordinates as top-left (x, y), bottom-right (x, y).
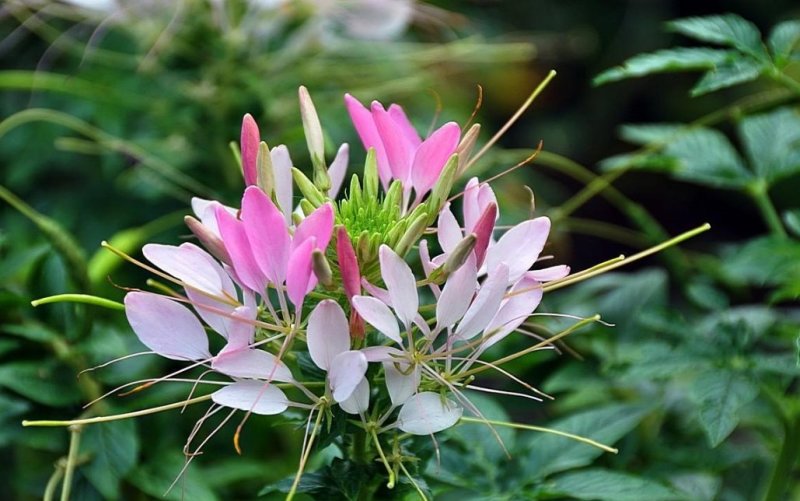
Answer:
top-left (1, 0), bottom-right (799, 499)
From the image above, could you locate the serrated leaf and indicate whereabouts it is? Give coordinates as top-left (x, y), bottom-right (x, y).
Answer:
top-left (691, 58), bottom-right (764, 95)
top-left (81, 420), bottom-right (140, 499)
top-left (521, 404), bottom-right (650, 480)
top-left (738, 108), bottom-right (800, 182)
top-left (768, 20), bottom-right (800, 67)
top-left (719, 237), bottom-right (800, 288)
top-left (668, 14), bottom-right (767, 61)
top-left (0, 361), bottom-right (82, 406)
top-left (690, 370), bottom-right (758, 447)
top-left (594, 48), bottom-right (734, 85)
top-left (668, 472), bottom-right (722, 501)
top-left (662, 128), bottom-right (751, 188)
top-left (550, 468), bottom-right (682, 500)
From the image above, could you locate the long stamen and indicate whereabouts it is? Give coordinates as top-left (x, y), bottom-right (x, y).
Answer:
top-left (459, 417), bottom-right (618, 453)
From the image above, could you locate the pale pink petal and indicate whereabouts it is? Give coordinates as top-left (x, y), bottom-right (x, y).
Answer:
top-left (436, 255), bottom-right (478, 330)
top-left (124, 292), bottom-right (210, 361)
top-left (483, 275), bottom-right (543, 350)
top-left (383, 360), bottom-right (420, 406)
top-left (397, 392), bottom-right (462, 435)
top-left (213, 349), bottom-right (294, 382)
top-left (361, 278), bottom-right (390, 304)
top-left (307, 300), bottom-right (351, 371)
top-left (345, 94), bottom-right (391, 188)
top-left (455, 263), bottom-right (509, 340)
top-left (463, 178), bottom-right (498, 232)
top-left (352, 295), bottom-right (402, 344)
top-left (241, 186), bottom-right (290, 285)
top-left (215, 205), bottom-right (267, 293)
top-left (212, 381), bottom-right (288, 415)
top-left (143, 243), bottom-right (222, 295)
top-left (336, 227), bottom-right (361, 300)
top-left (270, 145), bottom-right (294, 224)
top-left (379, 245), bottom-right (418, 328)
top-left (486, 217), bottom-right (551, 283)
top-left (216, 306), bottom-right (256, 349)
top-left (191, 198), bottom-right (236, 237)
top-left (186, 288), bottom-right (235, 338)
top-left (387, 103), bottom-right (421, 146)
top-left (528, 265), bottom-right (570, 282)
top-left (372, 102), bottom-right (414, 183)
top-left (472, 203), bottom-right (497, 268)
top-left (436, 204), bottom-right (462, 254)
top-left (286, 237), bottom-right (316, 307)
top-left (240, 114), bottom-right (260, 186)
top-left (293, 203), bottom-right (334, 252)
top-left (340, 378), bottom-right (369, 415)
top-left (329, 350), bottom-right (368, 402)
top-left (410, 122), bottom-right (460, 197)
top-left (328, 143), bottom-right (350, 198)
top-left (361, 345), bottom-right (403, 362)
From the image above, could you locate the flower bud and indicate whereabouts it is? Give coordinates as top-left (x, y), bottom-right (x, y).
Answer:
top-left (256, 141), bottom-right (274, 196)
top-left (311, 249), bottom-right (334, 289)
top-left (240, 114), bottom-right (260, 186)
top-left (472, 202), bottom-right (497, 268)
top-left (336, 227), bottom-right (360, 300)
top-left (184, 216), bottom-right (231, 265)
top-left (456, 123), bottom-right (480, 176)
top-left (394, 211), bottom-right (429, 257)
top-left (291, 167), bottom-right (325, 207)
top-left (363, 147), bottom-right (379, 199)
top-left (444, 233), bottom-right (477, 275)
top-left (427, 154), bottom-right (458, 224)
top-left (298, 86), bottom-right (330, 191)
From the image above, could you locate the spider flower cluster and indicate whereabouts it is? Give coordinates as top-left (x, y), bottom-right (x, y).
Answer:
top-left (120, 86), bottom-right (569, 489)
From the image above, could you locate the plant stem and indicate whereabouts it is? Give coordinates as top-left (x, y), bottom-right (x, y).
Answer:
top-left (750, 183), bottom-right (787, 237)
top-left (763, 414), bottom-right (800, 501)
top-left (459, 417), bottom-right (617, 453)
top-left (60, 425), bottom-right (82, 501)
top-left (43, 464), bottom-right (64, 501)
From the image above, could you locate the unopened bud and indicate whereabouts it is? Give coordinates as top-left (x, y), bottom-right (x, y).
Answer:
top-left (395, 212), bottom-right (429, 258)
top-left (311, 249), bottom-right (333, 288)
top-left (427, 154), bottom-right (458, 225)
top-left (444, 233), bottom-right (477, 274)
top-left (349, 309), bottom-right (365, 340)
top-left (363, 148), bottom-right (379, 199)
top-left (456, 123), bottom-right (480, 176)
top-left (298, 86), bottom-right (330, 191)
top-left (184, 216), bottom-right (231, 265)
top-left (240, 114), bottom-right (260, 186)
top-left (291, 167), bottom-right (325, 207)
top-left (256, 141), bottom-right (275, 196)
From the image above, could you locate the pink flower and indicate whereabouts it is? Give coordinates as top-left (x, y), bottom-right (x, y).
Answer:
top-left (345, 94), bottom-right (460, 205)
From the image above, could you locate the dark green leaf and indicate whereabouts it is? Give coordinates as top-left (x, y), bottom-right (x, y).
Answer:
top-left (668, 472), bottom-right (721, 501)
top-left (81, 420), bottom-right (140, 500)
top-left (768, 20), bottom-right (800, 67)
top-left (0, 361), bottom-right (82, 406)
top-left (448, 392), bottom-right (514, 462)
top-left (594, 48), bottom-right (734, 86)
top-left (619, 123), bottom-right (684, 145)
top-left (784, 209), bottom-right (800, 238)
top-left (738, 108), bottom-right (800, 182)
top-left (796, 335), bottom-right (799, 368)
top-left (550, 468), bottom-right (682, 500)
top-left (690, 58), bottom-right (764, 95)
top-left (690, 370), bottom-right (758, 447)
top-left (662, 128), bottom-right (751, 188)
top-left (521, 404), bottom-right (650, 480)
top-left (667, 14), bottom-right (767, 61)
top-left (751, 354), bottom-right (800, 376)
top-left (719, 237), bottom-right (800, 288)
top-left (128, 451), bottom-right (218, 501)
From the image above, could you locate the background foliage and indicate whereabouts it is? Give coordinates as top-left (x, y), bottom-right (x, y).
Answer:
top-left (1, 1), bottom-right (798, 499)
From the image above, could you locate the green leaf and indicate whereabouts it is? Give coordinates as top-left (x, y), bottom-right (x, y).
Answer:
top-left (690, 57), bottom-right (764, 96)
top-left (751, 353), bottom-right (800, 376)
top-left (719, 237), bottom-right (800, 288)
top-left (550, 468), bottom-right (682, 500)
top-left (768, 20), bottom-right (800, 67)
top-left (690, 370), bottom-right (758, 447)
top-left (619, 123), bottom-right (684, 145)
top-left (738, 108), bottom-right (800, 182)
top-left (0, 361), bottom-right (82, 406)
top-left (668, 14), bottom-right (767, 61)
top-left (521, 404), bottom-right (650, 480)
top-left (128, 451), bottom-right (218, 501)
top-left (662, 128), bottom-right (751, 188)
top-left (81, 420), bottom-right (140, 500)
top-left (668, 472), bottom-right (721, 501)
top-left (448, 392), bottom-right (514, 462)
top-left (784, 209), bottom-right (800, 238)
top-left (594, 48), bottom-right (734, 85)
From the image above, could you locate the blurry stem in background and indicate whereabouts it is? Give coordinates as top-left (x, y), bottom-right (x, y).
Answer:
top-left (748, 181), bottom-right (787, 238)
top-left (555, 88), bottom-right (798, 220)
top-left (60, 425), bottom-right (82, 501)
top-left (560, 217), bottom-right (649, 248)
top-left (763, 414), bottom-right (800, 501)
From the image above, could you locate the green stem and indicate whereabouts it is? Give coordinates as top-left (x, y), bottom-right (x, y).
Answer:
top-left (750, 183), bottom-right (787, 237)
top-left (60, 425), bottom-right (82, 501)
top-left (43, 464), bottom-right (64, 501)
top-left (763, 414), bottom-right (800, 501)
top-left (31, 294), bottom-right (125, 311)
top-left (459, 417), bottom-right (617, 453)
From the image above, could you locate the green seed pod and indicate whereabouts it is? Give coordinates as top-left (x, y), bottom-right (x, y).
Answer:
top-left (427, 154), bottom-right (458, 224)
top-left (311, 249), bottom-right (334, 288)
top-left (444, 233), bottom-right (477, 274)
top-left (292, 167), bottom-right (325, 207)
top-left (363, 148), bottom-right (379, 199)
top-left (256, 141), bottom-right (275, 197)
top-left (395, 211), bottom-right (428, 257)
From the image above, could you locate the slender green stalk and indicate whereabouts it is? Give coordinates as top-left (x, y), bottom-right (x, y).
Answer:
top-left (31, 294), bottom-right (125, 311)
top-left (60, 426), bottom-right (82, 501)
top-left (460, 417), bottom-right (617, 453)
top-left (750, 184), bottom-right (787, 237)
top-left (287, 408), bottom-right (325, 501)
top-left (43, 464), bottom-right (64, 501)
top-left (370, 428), bottom-right (396, 488)
top-left (763, 414), bottom-right (800, 501)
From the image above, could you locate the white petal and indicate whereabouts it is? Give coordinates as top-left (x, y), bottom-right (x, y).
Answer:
top-left (327, 143), bottom-right (350, 198)
top-left (191, 198), bottom-right (237, 237)
top-left (483, 275), bottom-right (543, 350)
top-left (486, 217), bottom-right (551, 283)
top-left (528, 265), bottom-right (570, 282)
top-left (436, 204), bottom-right (462, 254)
top-left (352, 296), bottom-right (402, 345)
top-left (436, 255), bottom-right (477, 330)
top-left (307, 300), bottom-right (351, 371)
top-left (383, 360), bottom-right (420, 406)
top-left (455, 263), bottom-right (509, 340)
top-left (215, 306), bottom-right (256, 347)
top-left (361, 345), bottom-right (403, 362)
top-left (329, 350), bottom-right (368, 402)
top-left (379, 245), bottom-right (418, 328)
top-left (124, 292), bottom-right (210, 361)
top-left (397, 392), bottom-right (462, 435)
top-left (211, 381), bottom-right (289, 415)
top-left (340, 378), bottom-right (370, 415)
top-left (212, 349), bottom-right (294, 382)
top-left (143, 243), bottom-right (223, 295)
top-left (361, 278), bottom-right (391, 304)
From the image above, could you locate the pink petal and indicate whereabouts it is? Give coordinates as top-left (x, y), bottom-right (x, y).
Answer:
top-left (307, 300), bottom-right (351, 371)
top-left (351, 295), bottom-right (402, 344)
top-left (340, 378), bottom-right (369, 415)
top-left (293, 203), bottom-right (334, 252)
top-left (215, 205), bottom-right (267, 293)
top-left (328, 143), bottom-right (350, 198)
top-left (372, 102), bottom-right (415, 183)
top-left (486, 217), bottom-right (551, 283)
top-left (336, 227), bottom-right (361, 300)
top-left (191, 198), bottom-right (236, 237)
top-left (483, 275), bottom-right (543, 350)
top-left (361, 345), bottom-right (403, 362)
top-left (329, 350), bottom-right (368, 402)
top-left (286, 237), bottom-right (316, 307)
top-left (472, 203), bottom-right (497, 269)
top-left (345, 94), bottom-right (391, 188)
top-left (143, 243), bottom-right (223, 296)
top-left (213, 349), bottom-right (294, 382)
top-left (387, 103), bottom-right (421, 146)
top-left (383, 359), bottom-right (420, 406)
top-left (528, 265), bottom-right (570, 282)
top-left (361, 278), bottom-right (391, 304)
top-left (240, 114), bottom-right (260, 186)
top-left (436, 204), bottom-right (462, 254)
top-left (212, 381), bottom-right (289, 415)
top-left (124, 292), bottom-right (210, 361)
top-left (241, 186), bottom-right (290, 285)
top-left (436, 255), bottom-right (478, 330)
top-left (410, 122), bottom-right (460, 197)
top-left (270, 145), bottom-right (295, 224)
top-left (455, 263), bottom-right (509, 340)
top-left (463, 178), bottom-right (497, 232)
top-left (216, 306), bottom-right (256, 349)
top-left (397, 392), bottom-right (462, 435)
top-left (379, 245), bottom-right (419, 328)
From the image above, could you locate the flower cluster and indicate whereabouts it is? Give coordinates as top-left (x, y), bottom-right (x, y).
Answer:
top-left (115, 86), bottom-right (572, 494)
